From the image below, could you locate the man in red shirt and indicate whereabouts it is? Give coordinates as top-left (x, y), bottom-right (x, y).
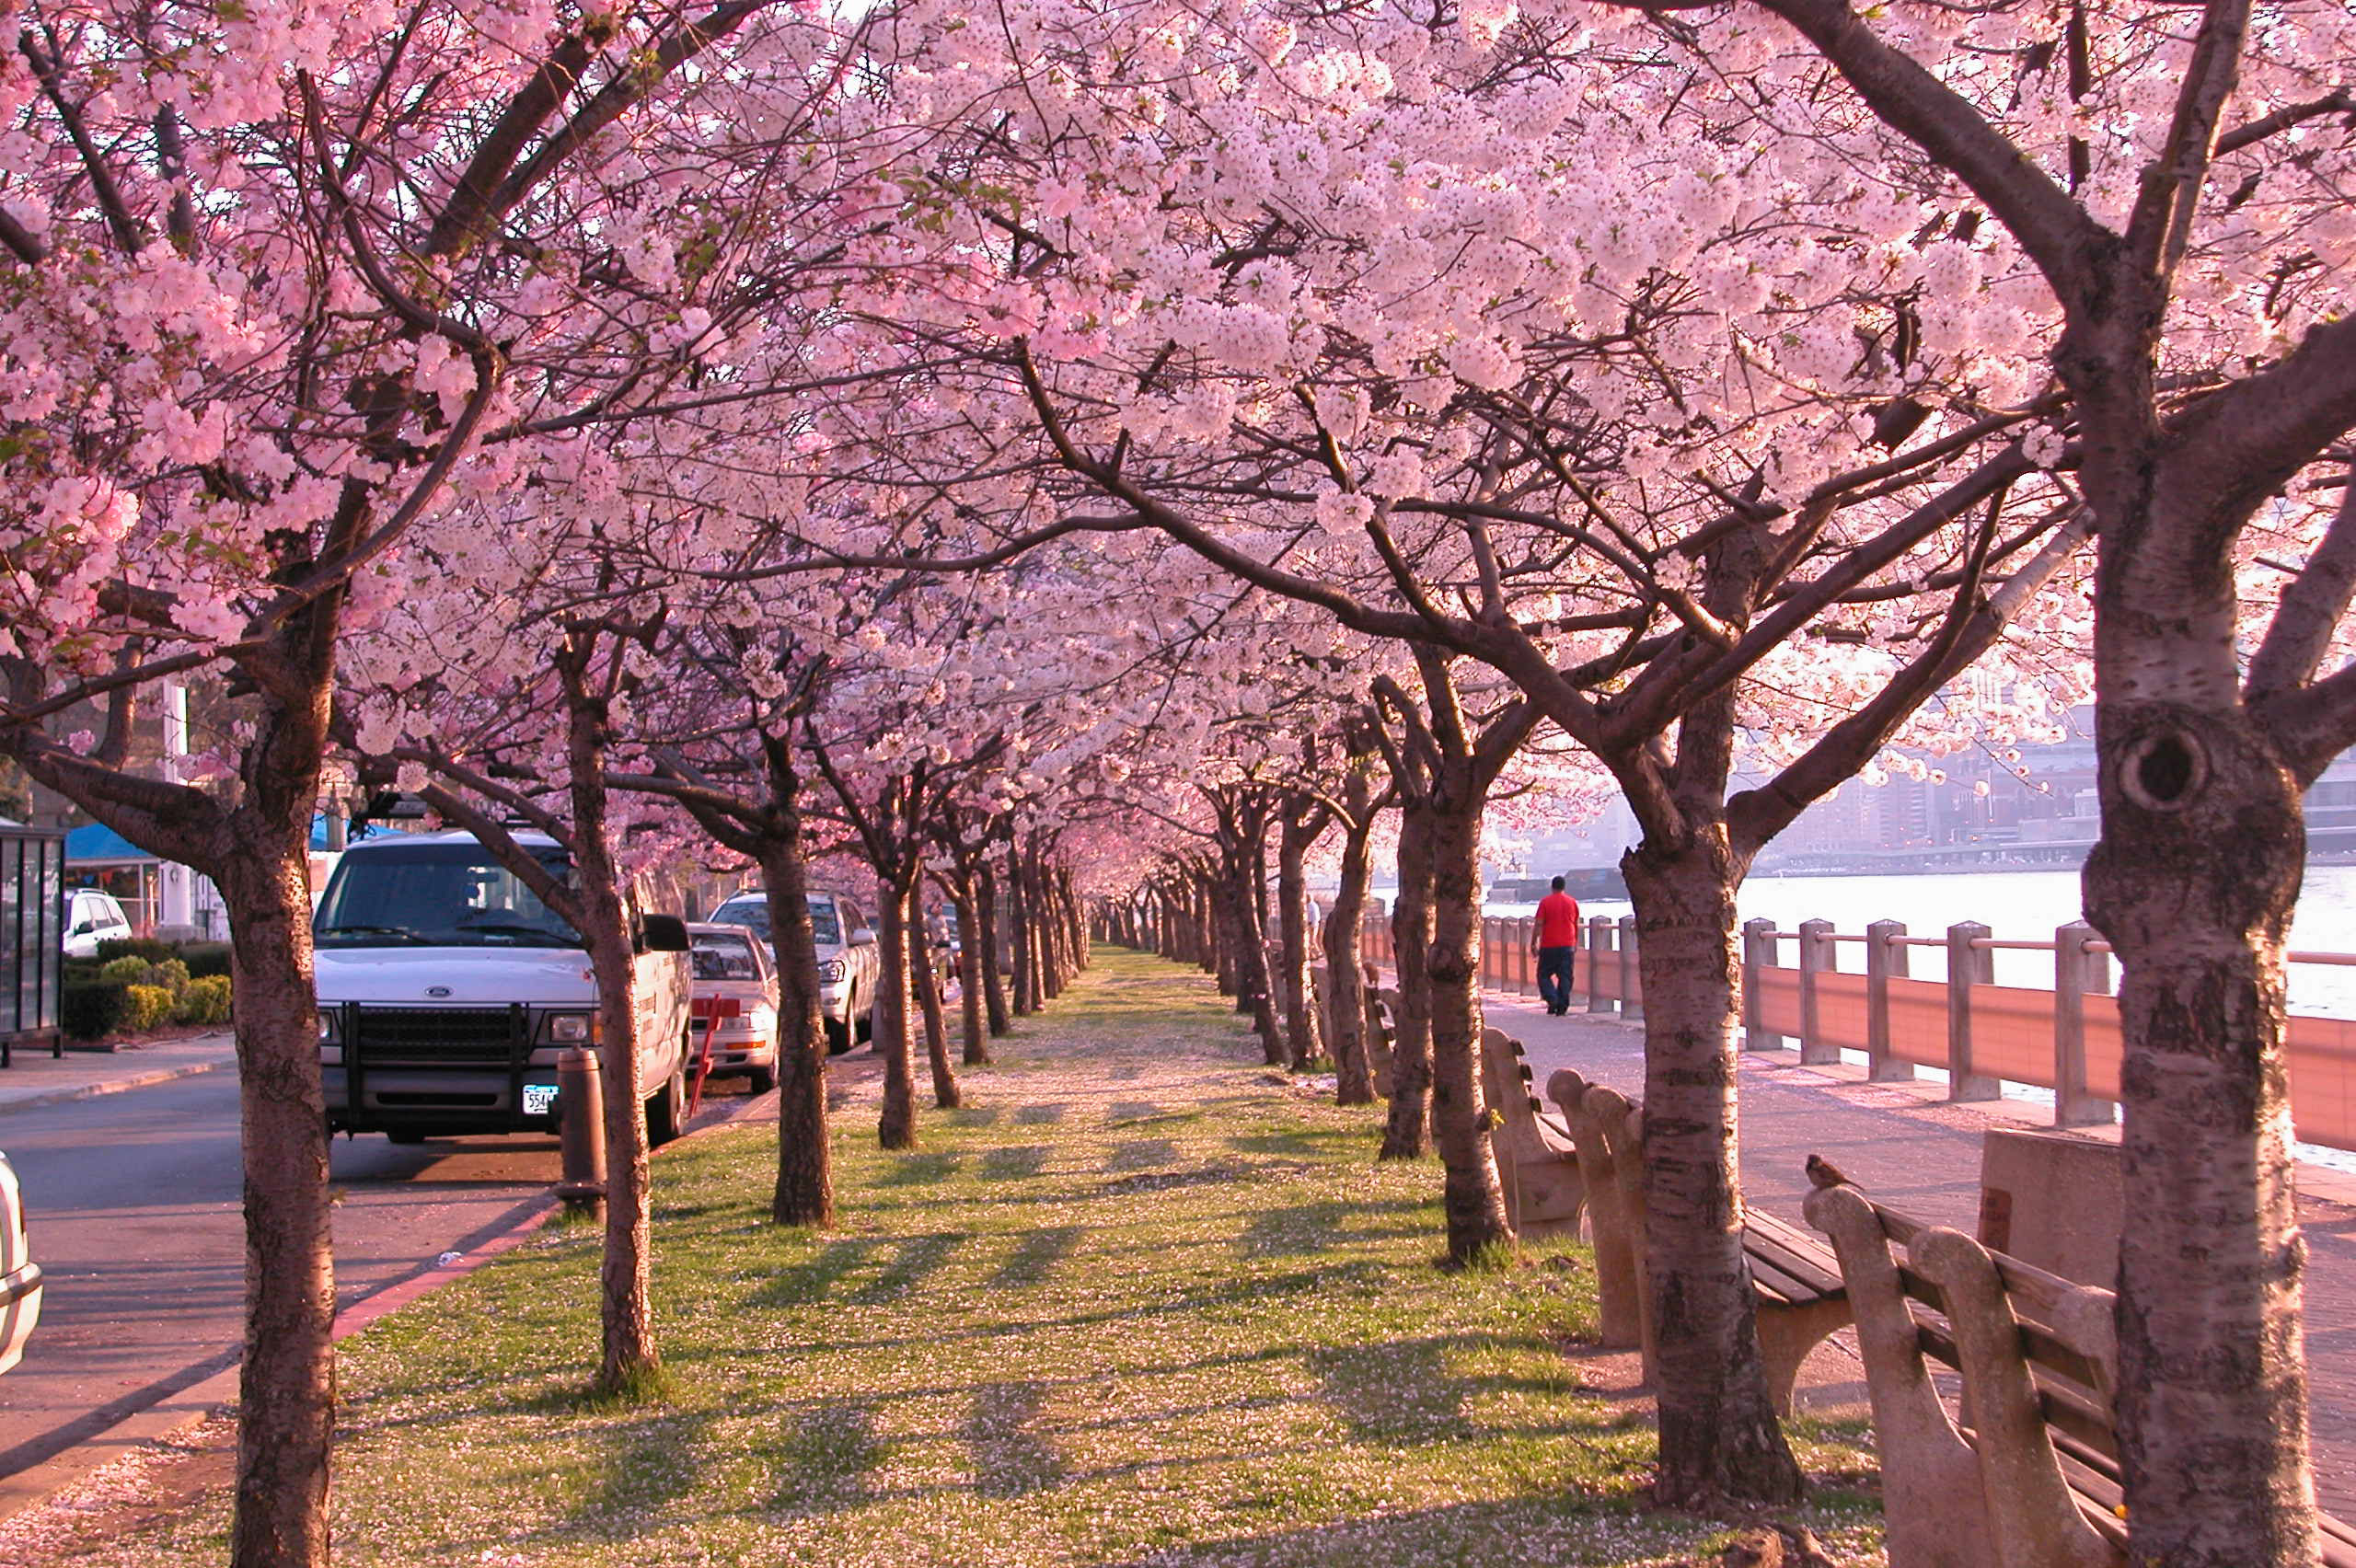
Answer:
top-left (1532, 877), bottom-right (1582, 1016)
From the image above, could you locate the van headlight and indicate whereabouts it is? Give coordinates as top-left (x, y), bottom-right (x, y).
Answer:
top-left (818, 959), bottom-right (847, 984)
top-left (318, 1009), bottom-right (341, 1044)
top-left (543, 1011), bottom-right (595, 1043)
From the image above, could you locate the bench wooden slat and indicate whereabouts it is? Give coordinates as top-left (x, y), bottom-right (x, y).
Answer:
top-left (1823, 1184), bottom-right (2356, 1566)
top-left (1740, 1215), bottom-right (1844, 1301)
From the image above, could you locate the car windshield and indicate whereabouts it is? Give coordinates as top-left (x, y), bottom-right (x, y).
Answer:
top-left (692, 933), bottom-right (760, 981)
top-left (712, 896), bottom-right (843, 947)
top-left (314, 843), bottom-right (580, 948)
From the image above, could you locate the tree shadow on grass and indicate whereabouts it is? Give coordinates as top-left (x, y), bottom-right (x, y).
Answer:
top-left (565, 1405), bottom-right (722, 1537)
top-left (745, 1238), bottom-right (881, 1309)
top-left (1013, 1102), bottom-right (1069, 1124)
top-left (978, 1144), bottom-right (1052, 1181)
top-left (1105, 1137), bottom-right (1181, 1173)
top-left (1106, 1101), bottom-right (1166, 1122)
top-left (1227, 1127), bottom-right (1368, 1159)
top-left (1307, 1335), bottom-right (1544, 1447)
top-left (949, 1105), bottom-right (1005, 1126)
top-left (964, 1380), bottom-right (1065, 1498)
top-left (877, 1150), bottom-right (962, 1186)
top-left (991, 1225), bottom-right (1084, 1287)
top-left (766, 1397), bottom-right (888, 1516)
top-left (1239, 1200), bottom-right (1429, 1259)
top-left (849, 1230), bottom-right (969, 1303)
top-left (1086, 1494), bottom-right (1712, 1567)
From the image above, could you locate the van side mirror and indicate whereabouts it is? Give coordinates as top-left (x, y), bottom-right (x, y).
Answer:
top-left (848, 928), bottom-right (876, 947)
top-left (641, 915), bottom-right (691, 953)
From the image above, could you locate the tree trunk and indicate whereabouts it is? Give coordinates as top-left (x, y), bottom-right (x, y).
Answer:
top-left (950, 882), bottom-right (991, 1066)
top-left (1195, 874), bottom-right (1219, 976)
top-left (1424, 790), bottom-right (1514, 1264)
top-left (1625, 834), bottom-right (1804, 1506)
top-left (1278, 814), bottom-right (1325, 1071)
top-left (2086, 698), bottom-right (2316, 1567)
top-left (1224, 859), bottom-right (1286, 1064)
top-left (976, 859), bottom-right (1011, 1036)
top-left (913, 920), bottom-right (962, 1109)
top-left (1009, 855), bottom-right (1036, 1017)
top-left (1382, 802), bottom-right (1436, 1159)
top-left (565, 686), bottom-right (662, 1398)
top-left (757, 833), bottom-right (832, 1227)
top-left (216, 838), bottom-right (334, 1568)
top-left (1322, 808), bottom-right (1376, 1107)
top-left (874, 880), bottom-right (919, 1148)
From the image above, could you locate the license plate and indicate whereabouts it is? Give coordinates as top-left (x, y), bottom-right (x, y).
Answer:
top-left (522, 1083), bottom-right (559, 1117)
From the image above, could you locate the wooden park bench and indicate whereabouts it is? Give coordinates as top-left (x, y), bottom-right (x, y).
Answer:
top-left (1478, 1029), bottom-right (1584, 1239)
top-left (1545, 1067), bottom-right (1850, 1415)
top-left (1804, 1179), bottom-right (2356, 1568)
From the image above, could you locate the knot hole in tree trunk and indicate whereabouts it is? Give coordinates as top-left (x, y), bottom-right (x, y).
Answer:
top-left (2119, 727), bottom-right (2204, 812)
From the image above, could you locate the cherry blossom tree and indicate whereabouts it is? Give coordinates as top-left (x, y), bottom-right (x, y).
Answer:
top-left (0, 0), bottom-right (900, 1552)
top-left (1565, 0), bottom-right (2356, 1550)
top-left (791, 0), bottom-right (2104, 1500)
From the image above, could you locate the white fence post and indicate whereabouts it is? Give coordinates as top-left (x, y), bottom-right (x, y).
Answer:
top-left (1586, 916), bottom-right (1614, 1013)
top-left (1616, 915), bottom-right (1643, 1022)
top-left (1742, 917), bottom-right (1778, 1051)
top-left (1798, 918), bottom-right (1837, 1065)
top-left (2054, 919), bottom-right (2117, 1126)
top-left (1946, 921), bottom-right (2001, 1101)
top-left (1866, 919), bottom-right (1912, 1080)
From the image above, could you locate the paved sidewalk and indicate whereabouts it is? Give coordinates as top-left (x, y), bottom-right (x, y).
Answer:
top-left (0, 1034), bottom-right (236, 1116)
top-left (1487, 986), bottom-right (2356, 1516)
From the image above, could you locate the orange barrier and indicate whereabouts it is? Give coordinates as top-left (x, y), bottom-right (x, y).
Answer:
top-left (1357, 907), bottom-right (2356, 1152)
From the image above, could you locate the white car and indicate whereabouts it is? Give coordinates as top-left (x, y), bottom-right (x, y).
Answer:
top-left (706, 889), bottom-right (879, 1054)
top-left (312, 830), bottom-right (693, 1145)
top-left (687, 923), bottom-right (780, 1094)
top-left (0, 1151), bottom-right (40, 1376)
top-left (61, 889), bottom-right (133, 958)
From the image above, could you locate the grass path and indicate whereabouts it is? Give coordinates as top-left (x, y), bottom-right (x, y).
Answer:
top-left (63, 951), bottom-right (1881, 1566)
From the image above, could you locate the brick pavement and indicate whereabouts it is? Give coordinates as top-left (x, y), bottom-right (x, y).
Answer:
top-left (1486, 985), bottom-right (2356, 1516)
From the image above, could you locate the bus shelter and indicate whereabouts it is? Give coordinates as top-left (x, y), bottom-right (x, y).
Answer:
top-left (0, 823), bottom-right (65, 1066)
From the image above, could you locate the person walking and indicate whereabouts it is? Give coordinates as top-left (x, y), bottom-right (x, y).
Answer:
top-left (1532, 876), bottom-right (1582, 1016)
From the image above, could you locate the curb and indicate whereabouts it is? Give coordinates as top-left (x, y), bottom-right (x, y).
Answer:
top-left (0, 1080), bottom-right (773, 1528)
top-left (0, 1059), bottom-right (226, 1117)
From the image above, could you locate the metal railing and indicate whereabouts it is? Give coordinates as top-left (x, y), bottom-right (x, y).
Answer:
top-left (1361, 910), bottom-right (2356, 1153)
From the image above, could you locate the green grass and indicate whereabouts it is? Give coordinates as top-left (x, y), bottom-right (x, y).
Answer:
top-left (90, 951), bottom-right (1882, 1566)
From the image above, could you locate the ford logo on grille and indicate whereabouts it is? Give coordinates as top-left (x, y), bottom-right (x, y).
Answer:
top-left (426, 986), bottom-right (453, 998)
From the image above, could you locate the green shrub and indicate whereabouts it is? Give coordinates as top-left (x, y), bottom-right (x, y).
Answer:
top-left (95, 937), bottom-right (178, 966)
top-left (64, 958), bottom-right (106, 985)
top-left (179, 942), bottom-right (232, 980)
top-left (121, 984), bottom-right (177, 1033)
top-left (62, 982), bottom-right (128, 1040)
top-left (175, 974), bottom-right (233, 1027)
top-left (98, 955), bottom-right (192, 989)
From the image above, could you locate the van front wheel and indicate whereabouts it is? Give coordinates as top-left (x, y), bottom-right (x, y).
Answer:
top-left (646, 1066), bottom-right (687, 1147)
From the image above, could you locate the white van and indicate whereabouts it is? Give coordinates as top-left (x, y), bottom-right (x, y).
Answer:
top-left (706, 889), bottom-right (879, 1053)
top-left (61, 890), bottom-right (133, 958)
top-left (312, 830), bottom-right (692, 1145)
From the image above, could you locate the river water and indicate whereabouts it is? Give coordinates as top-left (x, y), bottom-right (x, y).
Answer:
top-left (1484, 864), bottom-right (2356, 1018)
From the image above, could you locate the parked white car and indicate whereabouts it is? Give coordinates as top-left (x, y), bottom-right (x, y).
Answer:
top-left (312, 830), bottom-right (693, 1145)
top-left (687, 923), bottom-right (780, 1094)
top-left (706, 889), bottom-right (879, 1053)
top-left (61, 889), bottom-right (133, 958)
top-left (0, 1150), bottom-right (40, 1376)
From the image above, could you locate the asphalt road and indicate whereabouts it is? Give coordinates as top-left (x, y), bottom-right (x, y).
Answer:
top-left (0, 1070), bottom-right (578, 1481)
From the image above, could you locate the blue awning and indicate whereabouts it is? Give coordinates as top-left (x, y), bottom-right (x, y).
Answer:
top-left (64, 822), bottom-right (148, 864)
top-left (67, 815), bottom-right (333, 863)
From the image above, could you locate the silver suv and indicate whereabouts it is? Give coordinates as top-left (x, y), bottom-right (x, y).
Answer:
top-left (707, 890), bottom-right (879, 1053)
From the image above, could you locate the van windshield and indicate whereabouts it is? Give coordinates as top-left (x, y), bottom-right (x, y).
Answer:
top-left (315, 843), bottom-right (581, 949)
